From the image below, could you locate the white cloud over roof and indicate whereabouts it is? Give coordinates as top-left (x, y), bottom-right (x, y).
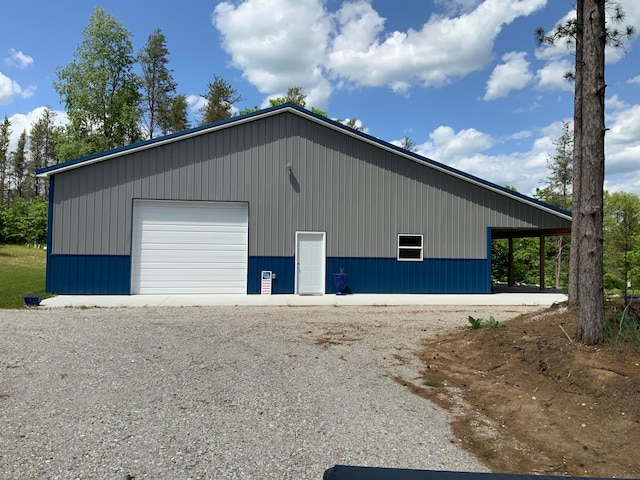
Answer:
top-left (212, 0), bottom-right (546, 106)
top-left (213, 0), bottom-right (332, 108)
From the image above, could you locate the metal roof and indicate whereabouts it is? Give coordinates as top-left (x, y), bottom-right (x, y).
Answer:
top-left (36, 103), bottom-right (571, 222)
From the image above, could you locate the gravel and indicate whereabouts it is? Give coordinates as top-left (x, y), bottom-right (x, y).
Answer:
top-left (0, 305), bottom-right (540, 479)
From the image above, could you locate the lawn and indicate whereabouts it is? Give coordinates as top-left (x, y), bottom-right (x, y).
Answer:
top-left (0, 244), bottom-right (47, 309)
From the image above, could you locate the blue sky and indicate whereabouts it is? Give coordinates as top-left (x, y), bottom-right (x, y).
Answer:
top-left (1, 0), bottom-right (639, 197)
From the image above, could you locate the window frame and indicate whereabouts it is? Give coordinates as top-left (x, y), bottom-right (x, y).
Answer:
top-left (397, 234), bottom-right (424, 262)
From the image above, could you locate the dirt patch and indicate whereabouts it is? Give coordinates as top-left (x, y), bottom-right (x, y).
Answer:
top-left (397, 304), bottom-right (640, 478)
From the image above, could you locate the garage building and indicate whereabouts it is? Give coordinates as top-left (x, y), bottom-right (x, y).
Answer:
top-left (36, 104), bottom-right (571, 295)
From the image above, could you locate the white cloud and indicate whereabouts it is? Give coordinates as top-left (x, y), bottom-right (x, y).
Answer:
top-left (328, 0), bottom-right (546, 90)
top-left (406, 99), bottom-right (640, 198)
top-left (186, 94), bottom-right (207, 114)
top-left (0, 71), bottom-right (35, 105)
top-left (510, 130), bottom-right (532, 140)
top-left (534, 10), bottom-right (576, 62)
top-left (213, 0), bottom-right (333, 108)
top-left (606, 94), bottom-right (628, 111)
top-left (605, 0), bottom-right (640, 63)
top-left (408, 120), bottom-right (575, 196)
top-left (434, 0), bottom-right (483, 15)
top-left (7, 107), bottom-right (67, 150)
top-left (418, 125), bottom-right (494, 162)
top-left (628, 74), bottom-right (640, 84)
top-left (483, 51), bottom-right (533, 100)
top-left (605, 103), bottom-right (640, 177)
top-left (212, 0), bottom-right (546, 106)
top-left (535, 59), bottom-right (573, 91)
top-left (4, 48), bottom-right (34, 69)
top-left (533, 1), bottom-right (638, 106)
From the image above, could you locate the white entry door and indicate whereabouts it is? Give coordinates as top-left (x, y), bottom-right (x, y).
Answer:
top-left (295, 232), bottom-right (326, 295)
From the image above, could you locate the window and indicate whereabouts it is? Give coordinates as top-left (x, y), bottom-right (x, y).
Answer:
top-left (397, 234), bottom-right (423, 261)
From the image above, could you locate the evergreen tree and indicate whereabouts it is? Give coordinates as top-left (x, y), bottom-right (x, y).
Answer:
top-left (159, 94), bottom-right (190, 135)
top-left (0, 117), bottom-right (11, 206)
top-left (537, 1), bottom-right (634, 344)
top-left (54, 7), bottom-right (141, 160)
top-left (200, 75), bottom-right (243, 125)
top-left (537, 122), bottom-right (573, 289)
top-left (9, 131), bottom-right (28, 200)
top-left (138, 29), bottom-right (177, 139)
top-left (28, 108), bottom-right (58, 198)
top-left (399, 136), bottom-right (418, 152)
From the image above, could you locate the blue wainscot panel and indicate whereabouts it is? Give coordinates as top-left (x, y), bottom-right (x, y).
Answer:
top-left (248, 257), bottom-right (295, 294)
top-left (326, 257), bottom-right (491, 294)
top-left (47, 255), bottom-right (131, 295)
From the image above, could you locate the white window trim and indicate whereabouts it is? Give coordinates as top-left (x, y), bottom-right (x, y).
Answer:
top-left (397, 234), bottom-right (424, 262)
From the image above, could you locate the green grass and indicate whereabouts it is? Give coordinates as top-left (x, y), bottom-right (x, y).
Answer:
top-left (422, 378), bottom-right (445, 388)
top-left (0, 244), bottom-right (48, 309)
top-left (466, 315), bottom-right (507, 330)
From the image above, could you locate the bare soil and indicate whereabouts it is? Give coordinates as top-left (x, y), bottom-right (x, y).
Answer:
top-left (396, 303), bottom-right (640, 478)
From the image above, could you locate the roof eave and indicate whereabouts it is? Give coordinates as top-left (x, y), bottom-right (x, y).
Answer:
top-left (35, 104), bottom-right (572, 223)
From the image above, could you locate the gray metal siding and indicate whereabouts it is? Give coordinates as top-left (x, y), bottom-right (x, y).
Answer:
top-left (50, 112), bottom-right (570, 259)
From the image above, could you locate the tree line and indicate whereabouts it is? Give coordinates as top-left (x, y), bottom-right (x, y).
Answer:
top-left (492, 121), bottom-right (640, 302)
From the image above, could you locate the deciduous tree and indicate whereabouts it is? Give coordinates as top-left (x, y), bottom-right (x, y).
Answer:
top-left (269, 86), bottom-right (328, 117)
top-left (269, 86), bottom-right (307, 108)
top-left (603, 191), bottom-right (640, 299)
top-left (54, 7), bottom-right (141, 160)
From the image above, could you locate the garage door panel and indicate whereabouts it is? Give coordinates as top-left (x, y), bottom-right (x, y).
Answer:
top-left (137, 234), bottom-right (247, 245)
top-left (137, 251), bottom-right (247, 262)
top-left (131, 200), bottom-right (248, 294)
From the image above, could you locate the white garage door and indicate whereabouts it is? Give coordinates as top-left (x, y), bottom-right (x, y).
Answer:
top-left (131, 200), bottom-right (248, 294)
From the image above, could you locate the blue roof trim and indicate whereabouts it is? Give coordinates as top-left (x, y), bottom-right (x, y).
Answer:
top-left (36, 102), bottom-right (571, 219)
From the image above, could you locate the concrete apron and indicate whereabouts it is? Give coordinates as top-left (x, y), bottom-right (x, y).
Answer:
top-left (39, 293), bottom-right (567, 308)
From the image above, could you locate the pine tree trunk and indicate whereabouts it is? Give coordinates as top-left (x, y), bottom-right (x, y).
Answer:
top-left (568, 0), bottom-right (584, 308)
top-left (576, 0), bottom-right (606, 345)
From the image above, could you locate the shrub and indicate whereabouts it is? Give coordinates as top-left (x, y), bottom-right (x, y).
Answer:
top-left (0, 197), bottom-right (48, 245)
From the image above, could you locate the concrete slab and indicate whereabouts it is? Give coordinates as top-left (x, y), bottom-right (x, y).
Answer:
top-left (39, 292), bottom-right (567, 308)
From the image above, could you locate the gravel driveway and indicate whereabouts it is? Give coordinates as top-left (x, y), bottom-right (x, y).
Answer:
top-left (0, 305), bottom-right (540, 479)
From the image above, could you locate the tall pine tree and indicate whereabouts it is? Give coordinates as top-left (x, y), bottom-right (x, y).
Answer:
top-left (538, 1), bottom-right (634, 344)
top-left (200, 75), bottom-right (243, 125)
top-left (0, 117), bottom-right (11, 206)
top-left (9, 131), bottom-right (28, 200)
top-left (138, 29), bottom-right (177, 139)
top-left (28, 108), bottom-right (58, 198)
